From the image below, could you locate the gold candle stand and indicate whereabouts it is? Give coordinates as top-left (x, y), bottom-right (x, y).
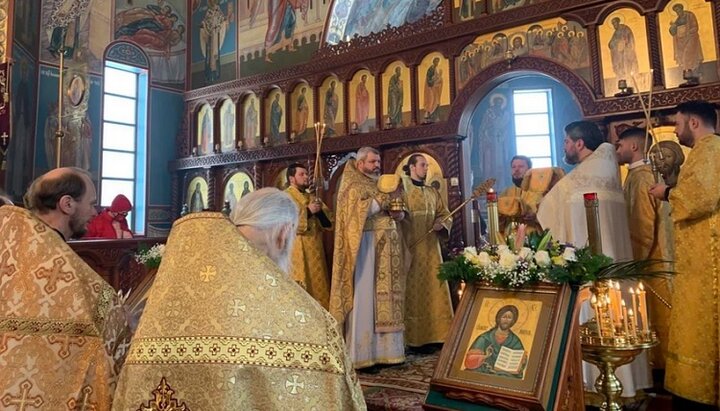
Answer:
top-left (579, 282), bottom-right (659, 411)
top-left (580, 194), bottom-right (659, 410)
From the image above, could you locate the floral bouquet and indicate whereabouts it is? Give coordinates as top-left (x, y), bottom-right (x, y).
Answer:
top-left (439, 226), bottom-right (669, 288)
top-left (134, 243), bottom-right (166, 270)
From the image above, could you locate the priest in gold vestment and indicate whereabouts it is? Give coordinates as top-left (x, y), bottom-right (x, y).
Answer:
top-left (113, 189), bottom-right (365, 410)
top-left (285, 163), bottom-right (333, 308)
top-left (498, 156), bottom-right (565, 235)
top-left (650, 101), bottom-right (720, 408)
top-left (538, 121), bottom-right (652, 397)
top-left (616, 127), bottom-right (674, 369)
top-left (0, 168), bottom-right (132, 409)
top-left (400, 154), bottom-right (453, 347)
top-left (330, 147), bottom-right (407, 368)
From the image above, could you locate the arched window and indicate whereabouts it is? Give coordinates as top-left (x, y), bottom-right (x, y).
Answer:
top-left (101, 42), bottom-right (150, 235)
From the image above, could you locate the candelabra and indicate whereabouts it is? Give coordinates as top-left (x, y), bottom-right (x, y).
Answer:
top-left (580, 193), bottom-right (658, 411)
top-left (580, 280), bottom-right (658, 411)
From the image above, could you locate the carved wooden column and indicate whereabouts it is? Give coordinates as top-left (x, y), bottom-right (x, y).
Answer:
top-left (171, 172), bottom-right (180, 219)
top-left (206, 168), bottom-right (215, 210)
top-left (373, 69), bottom-right (383, 132)
top-left (448, 54), bottom-right (457, 103)
top-left (585, 24), bottom-right (604, 97)
top-left (409, 63), bottom-right (420, 127)
top-left (645, 11), bottom-right (665, 89)
top-left (342, 77), bottom-right (350, 136)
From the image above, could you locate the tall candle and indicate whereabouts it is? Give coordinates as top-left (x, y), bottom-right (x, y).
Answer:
top-left (592, 294), bottom-right (603, 338)
top-left (604, 294), bottom-right (614, 332)
top-left (614, 281), bottom-right (623, 323)
top-left (486, 189), bottom-right (500, 245)
top-left (629, 287), bottom-right (638, 335)
top-left (628, 309), bottom-right (637, 338)
top-left (622, 300), bottom-right (629, 336)
top-left (639, 282), bottom-right (649, 334)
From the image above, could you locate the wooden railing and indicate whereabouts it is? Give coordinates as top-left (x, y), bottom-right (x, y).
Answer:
top-left (69, 237), bottom-right (166, 293)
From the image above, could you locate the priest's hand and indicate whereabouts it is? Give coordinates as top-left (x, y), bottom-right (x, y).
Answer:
top-left (307, 201), bottom-right (321, 214)
top-left (649, 183), bottom-right (668, 200)
top-left (433, 219), bottom-right (444, 231)
top-left (390, 210), bottom-right (404, 221)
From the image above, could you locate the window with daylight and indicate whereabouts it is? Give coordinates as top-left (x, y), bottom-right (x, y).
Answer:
top-left (100, 61), bottom-right (148, 235)
top-left (512, 89), bottom-right (554, 168)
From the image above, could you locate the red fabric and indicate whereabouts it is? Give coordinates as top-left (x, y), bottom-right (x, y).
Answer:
top-left (110, 195), bottom-right (132, 212)
top-left (83, 210), bottom-right (131, 239)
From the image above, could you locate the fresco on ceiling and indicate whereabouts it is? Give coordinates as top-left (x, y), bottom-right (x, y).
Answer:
top-left (326, 0), bottom-right (442, 45)
top-left (191, 0), bottom-right (237, 88)
top-left (115, 0), bottom-right (187, 90)
top-left (40, 0), bottom-right (113, 74)
top-left (237, 0), bottom-right (331, 78)
top-left (5, 47), bottom-right (38, 200)
top-left (456, 17), bottom-right (590, 90)
top-left (454, 0), bottom-right (546, 21)
top-left (34, 65), bottom-right (101, 174)
top-left (14, 0), bottom-right (41, 53)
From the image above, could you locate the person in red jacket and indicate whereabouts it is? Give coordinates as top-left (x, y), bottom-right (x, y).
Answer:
top-left (84, 194), bottom-right (134, 239)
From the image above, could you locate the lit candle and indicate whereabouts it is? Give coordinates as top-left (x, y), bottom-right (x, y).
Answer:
top-left (639, 282), bottom-right (649, 334)
top-left (628, 309), bottom-right (637, 338)
top-left (604, 294), bottom-right (614, 333)
top-left (622, 300), bottom-right (629, 336)
top-left (592, 294), bottom-right (603, 338)
top-left (458, 281), bottom-right (466, 299)
top-left (629, 287), bottom-right (638, 335)
top-left (614, 281), bottom-right (623, 323)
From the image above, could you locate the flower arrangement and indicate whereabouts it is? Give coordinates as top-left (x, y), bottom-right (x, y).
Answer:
top-left (439, 226), bottom-right (669, 288)
top-left (134, 243), bottom-right (166, 269)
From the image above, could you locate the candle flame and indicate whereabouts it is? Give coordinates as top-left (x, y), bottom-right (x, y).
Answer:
top-left (638, 282), bottom-right (644, 291)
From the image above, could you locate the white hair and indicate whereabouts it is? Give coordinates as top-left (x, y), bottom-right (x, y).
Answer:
top-left (356, 146), bottom-right (379, 161)
top-left (230, 188), bottom-right (298, 272)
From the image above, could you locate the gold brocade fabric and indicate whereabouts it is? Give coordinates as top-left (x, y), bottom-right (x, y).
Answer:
top-left (286, 186), bottom-right (333, 309)
top-left (665, 134), bottom-right (720, 406)
top-left (623, 164), bottom-right (674, 368)
top-left (498, 168), bottom-right (565, 234)
top-left (330, 160), bottom-right (395, 330)
top-left (367, 213), bottom-right (406, 333)
top-left (112, 212), bottom-right (365, 410)
top-left (0, 206), bottom-right (131, 410)
top-left (401, 178), bottom-right (453, 346)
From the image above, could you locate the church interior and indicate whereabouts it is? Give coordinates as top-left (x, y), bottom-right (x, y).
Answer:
top-left (1, 0), bottom-right (719, 410)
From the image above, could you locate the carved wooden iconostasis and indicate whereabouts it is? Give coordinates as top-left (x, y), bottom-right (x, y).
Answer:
top-left (176, 0), bottom-right (720, 252)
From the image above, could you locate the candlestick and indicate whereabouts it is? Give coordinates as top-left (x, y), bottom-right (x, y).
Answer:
top-left (583, 193), bottom-right (603, 255)
top-left (592, 294), bottom-right (603, 338)
top-left (622, 300), bottom-right (629, 336)
top-left (613, 281), bottom-right (622, 325)
top-left (639, 282), bottom-right (649, 334)
top-left (458, 281), bottom-right (466, 299)
top-left (629, 287), bottom-right (638, 336)
top-left (604, 294), bottom-right (614, 332)
top-left (486, 188), bottom-right (500, 245)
